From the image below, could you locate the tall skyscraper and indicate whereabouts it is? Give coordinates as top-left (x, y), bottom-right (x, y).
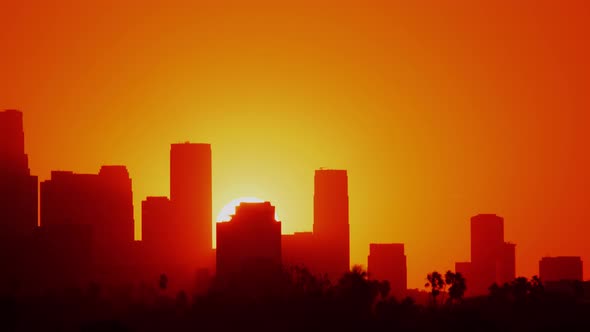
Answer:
top-left (0, 109), bottom-right (29, 175)
top-left (0, 109), bottom-right (38, 237)
top-left (368, 243), bottom-right (407, 298)
top-left (0, 110), bottom-right (39, 287)
top-left (313, 169), bottom-right (350, 281)
top-left (539, 256), bottom-right (583, 282)
top-left (471, 214), bottom-right (504, 269)
top-left (170, 143), bottom-right (212, 266)
top-left (469, 214), bottom-right (515, 295)
top-left (216, 202), bottom-right (282, 292)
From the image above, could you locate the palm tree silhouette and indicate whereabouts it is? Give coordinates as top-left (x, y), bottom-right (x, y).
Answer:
top-left (444, 270), bottom-right (466, 304)
top-left (425, 271), bottom-right (445, 307)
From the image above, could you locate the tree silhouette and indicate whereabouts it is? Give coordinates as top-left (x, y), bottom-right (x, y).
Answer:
top-left (489, 276), bottom-right (546, 304)
top-left (159, 273), bottom-right (168, 291)
top-left (285, 265), bottom-right (330, 298)
top-left (425, 271), bottom-right (445, 306)
top-left (489, 282), bottom-right (510, 303)
top-left (573, 280), bottom-right (585, 300)
top-left (337, 265), bottom-right (381, 316)
top-left (529, 275), bottom-right (544, 301)
top-left (377, 279), bottom-right (391, 300)
top-left (511, 277), bottom-right (530, 303)
top-left (444, 270), bottom-right (466, 304)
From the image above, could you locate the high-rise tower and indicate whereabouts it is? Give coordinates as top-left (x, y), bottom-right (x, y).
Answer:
top-left (170, 143), bottom-right (212, 266)
top-left (313, 169), bottom-right (350, 281)
top-left (0, 109), bottom-right (38, 237)
top-left (470, 214), bottom-right (515, 295)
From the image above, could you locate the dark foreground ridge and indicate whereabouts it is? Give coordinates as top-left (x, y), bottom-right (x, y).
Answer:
top-left (1, 267), bottom-right (590, 332)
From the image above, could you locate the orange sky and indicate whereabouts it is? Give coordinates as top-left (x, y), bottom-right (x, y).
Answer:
top-left (2, 0), bottom-right (589, 290)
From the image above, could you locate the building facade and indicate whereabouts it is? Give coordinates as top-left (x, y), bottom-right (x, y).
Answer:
top-left (216, 202), bottom-right (282, 291)
top-left (313, 169), bottom-right (350, 282)
top-left (170, 143), bottom-right (212, 267)
top-left (0, 109), bottom-right (38, 237)
top-left (368, 243), bottom-right (408, 298)
top-left (465, 214), bottom-right (516, 295)
top-left (40, 166), bottom-right (135, 265)
top-left (540, 256), bottom-right (583, 282)
top-left (282, 232), bottom-right (315, 271)
top-left (141, 196), bottom-right (172, 261)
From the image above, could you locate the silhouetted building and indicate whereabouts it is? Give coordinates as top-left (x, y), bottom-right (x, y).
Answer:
top-left (498, 242), bottom-right (516, 285)
top-left (141, 196), bottom-right (172, 260)
top-left (135, 142), bottom-right (213, 293)
top-left (455, 262), bottom-right (473, 289)
top-left (40, 166), bottom-right (135, 267)
top-left (0, 109), bottom-right (30, 174)
top-left (216, 202), bottom-right (282, 293)
top-left (140, 195), bottom-right (215, 293)
top-left (540, 256), bottom-right (583, 282)
top-left (0, 110), bottom-right (39, 286)
top-left (313, 169), bottom-right (350, 282)
top-left (368, 243), bottom-right (407, 298)
top-left (0, 109), bottom-right (38, 237)
top-left (468, 214), bottom-right (516, 295)
top-left (170, 143), bottom-right (212, 267)
top-left (471, 214), bottom-right (503, 286)
top-left (33, 223), bottom-right (93, 288)
top-left (282, 232), bottom-right (315, 270)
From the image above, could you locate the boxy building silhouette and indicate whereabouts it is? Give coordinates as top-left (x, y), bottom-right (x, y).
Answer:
top-left (539, 256), bottom-right (583, 282)
top-left (456, 214), bottom-right (516, 296)
top-left (216, 202), bottom-right (282, 294)
top-left (313, 169), bottom-right (350, 282)
top-left (0, 110), bottom-right (39, 289)
top-left (141, 196), bottom-right (173, 262)
top-left (170, 143), bottom-right (213, 269)
top-left (137, 143), bottom-right (215, 292)
top-left (368, 243), bottom-right (407, 298)
top-left (40, 167), bottom-right (135, 263)
top-left (0, 110), bottom-right (38, 241)
top-left (282, 231), bottom-right (316, 270)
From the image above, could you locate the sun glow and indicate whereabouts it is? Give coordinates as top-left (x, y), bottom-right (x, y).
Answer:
top-left (216, 196), bottom-right (280, 222)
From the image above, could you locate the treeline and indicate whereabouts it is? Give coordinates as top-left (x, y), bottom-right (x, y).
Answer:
top-left (0, 266), bottom-right (589, 331)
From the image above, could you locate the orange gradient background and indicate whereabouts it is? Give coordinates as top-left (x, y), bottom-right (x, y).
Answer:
top-left (2, 0), bottom-right (589, 290)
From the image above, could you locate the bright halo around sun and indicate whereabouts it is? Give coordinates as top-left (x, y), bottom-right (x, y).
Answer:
top-left (216, 196), bottom-right (280, 222)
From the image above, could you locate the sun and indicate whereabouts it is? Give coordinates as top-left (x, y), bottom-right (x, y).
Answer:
top-left (216, 196), bottom-right (280, 222)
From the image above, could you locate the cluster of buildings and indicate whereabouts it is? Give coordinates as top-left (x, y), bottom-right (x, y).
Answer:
top-left (0, 109), bottom-right (359, 294)
top-left (455, 214), bottom-right (516, 296)
top-left (453, 214), bottom-right (585, 296)
top-left (0, 109), bottom-right (585, 297)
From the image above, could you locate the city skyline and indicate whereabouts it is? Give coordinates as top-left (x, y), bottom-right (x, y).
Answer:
top-left (1, 108), bottom-right (586, 293)
top-left (2, 1), bottom-right (589, 290)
